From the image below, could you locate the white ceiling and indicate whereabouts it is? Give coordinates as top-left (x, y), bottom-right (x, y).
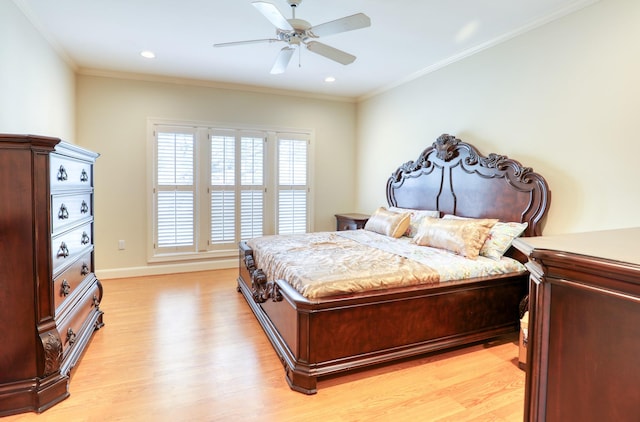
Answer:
top-left (15, 0), bottom-right (596, 99)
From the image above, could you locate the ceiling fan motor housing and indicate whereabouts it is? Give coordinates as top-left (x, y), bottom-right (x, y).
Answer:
top-left (277, 18), bottom-right (313, 45)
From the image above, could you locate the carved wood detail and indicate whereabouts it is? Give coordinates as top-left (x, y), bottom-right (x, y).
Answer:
top-left (244, 254), bottom-right (283, 303)
top-left (41, 331), bottom-right (63, 376)
top-left (386, 133), bottom-right (550, 237)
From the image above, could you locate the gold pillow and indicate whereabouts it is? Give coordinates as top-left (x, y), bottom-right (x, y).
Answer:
top-left (413, 216), bottom-right (498, 259)
top-left (364, 207), bottom-right (411, 238)
top-left (389, 207), bottom-right (440, 237)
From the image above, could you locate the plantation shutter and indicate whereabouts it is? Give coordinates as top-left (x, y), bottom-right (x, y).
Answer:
top-left (150, 121), bottom-right (311, 261)
top-left (277, 136), bottom-right (308, 234)
top-left (240, 136), bottom-right (264, 240)
top-left (210, 134), bottom-right (236, 244)
top-left (210, 131), bottom-right (266, 245)
top-left (155, 129), bottom-right (195, 251)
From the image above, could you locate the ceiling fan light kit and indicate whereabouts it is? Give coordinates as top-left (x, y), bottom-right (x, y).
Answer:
top-left (214, 0), bottom-right (370, 74)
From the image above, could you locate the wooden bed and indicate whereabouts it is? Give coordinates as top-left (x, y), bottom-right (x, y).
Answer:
top-left (237, 134), bottom-right (550, 394)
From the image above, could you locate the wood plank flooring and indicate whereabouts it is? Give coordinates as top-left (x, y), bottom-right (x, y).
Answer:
top-left (4, 269), bottom-right (525, 421)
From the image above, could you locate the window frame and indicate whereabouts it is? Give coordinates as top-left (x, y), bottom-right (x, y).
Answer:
top-left (152, 126), bottom-right (197, 255)
top-left (275, 133), bottom-right (311, 235)
top-left (147, 119), bottom-right (314, 264)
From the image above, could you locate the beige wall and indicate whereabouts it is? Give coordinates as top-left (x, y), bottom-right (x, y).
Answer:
top-left (6, 0), bottom-right (639, 277)
top-left (76, 75), bottom-right (357, 277)
top-left (0, 1), bottom-right (75, 140)
top-left (356, 0), bottom-right (640, 235)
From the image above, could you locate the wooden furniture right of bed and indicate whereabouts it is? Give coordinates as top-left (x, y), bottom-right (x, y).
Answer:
top-left (238, 134), bottom-right (551, 394)
top-left (514, 228), bottom-right (640, 422)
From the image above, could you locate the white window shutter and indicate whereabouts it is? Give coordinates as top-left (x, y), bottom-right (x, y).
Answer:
top-left (150, 121), bottom-right (310, 260)
top-left (240, 190), bottom-right (264, 240)
top-left (240, 136), bottom-right (265, 241)
top-left (155, 130), bottom-right (195, 251)
top-left (210, 133), bottom-right (266, 244)
top-left (210, 190), bottom-right (235, 243)
top-left (210, 134), bottom-right (236, 244)
top-left (277, 137), bottom-right (308, 234)
top-left (157, 191), bottom-right (194, 247)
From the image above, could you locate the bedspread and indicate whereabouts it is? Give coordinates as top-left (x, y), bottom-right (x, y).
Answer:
top-left (247, 230), bottom-right (525, 299)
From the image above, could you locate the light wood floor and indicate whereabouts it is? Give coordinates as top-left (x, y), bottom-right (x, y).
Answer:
top-left (5, 269), bottom-right (525, 421)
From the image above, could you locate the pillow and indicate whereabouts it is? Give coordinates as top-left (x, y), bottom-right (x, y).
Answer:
top-left (413, 216), bottom-right (497, 259)
top-left (442, 215), bottom-right (528, 260)
top-left (481, 221), bottom-right (529, 259)
top-left (364, 207), bottom-right (411, 238)
top-left (388, 207), bottom-right (440, 238)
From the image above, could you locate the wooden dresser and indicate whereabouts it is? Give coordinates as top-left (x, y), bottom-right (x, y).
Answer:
top-left (0, 134), bottom-right (103, 416)
top-left (514, 228), bottom-right (640, 422)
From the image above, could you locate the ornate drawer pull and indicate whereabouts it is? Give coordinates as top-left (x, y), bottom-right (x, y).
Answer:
top-left (58, 203), bottom-right (69, 220)
top-left (81, 263), bottom-right (90, 276)
top-left (92, 294), bottom-right (100, 307)
top-left (60, 279), bottom-right (71, 297)
top-left (80, 169), bottom-right (89, 182)
top-left (67, 328), bottom-right (76, 346)
top-left (57, 242), bottom-right (69, 258)
top-left (57, 165), bottom-right (68, 181)
top-left (81, 232), bottom-right (90, 245)
top-left (80, 200), bottom-right (89, 214)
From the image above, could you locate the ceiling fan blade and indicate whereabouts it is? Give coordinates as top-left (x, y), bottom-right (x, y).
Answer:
top-left (213, 38), bottom-right (280, 47)
top-left (252, 1), bottom-right (293, 31)
top-left (310, 13), bottom-right (371, 38)
top-left (306, 41), bottom-right (356, 65)
top-left (270, 47), bottom-right (295, 74)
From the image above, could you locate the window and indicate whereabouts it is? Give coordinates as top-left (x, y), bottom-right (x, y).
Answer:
top-left (209, 131), bottom-right (265, 244)
top-left (155, 129), bottom-right (195, 253)
top-left (238, 135), bottom-right (265, 240)
top-left (149, 121), bottom-right (312, 261)
top-left (277, 137), bottom-right (308, 234)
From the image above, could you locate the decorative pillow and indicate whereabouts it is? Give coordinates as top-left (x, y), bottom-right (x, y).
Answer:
top-left (442, 215), bottom-right (528, 260)
top-left (364, 207), bottom-right (411, 238)
top-left (413, 216), bottom-right (497, 259)
top-left (388, 207), bottom-right (440, 237)
top-left (481, 221), bottom-right (529, 259)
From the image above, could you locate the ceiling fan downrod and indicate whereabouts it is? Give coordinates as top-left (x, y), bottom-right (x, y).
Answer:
top-left (288, 0), bottom-right (302, 19)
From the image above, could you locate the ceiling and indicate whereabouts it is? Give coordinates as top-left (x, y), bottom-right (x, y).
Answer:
top-left (15, 0), bottom-right (596, 99)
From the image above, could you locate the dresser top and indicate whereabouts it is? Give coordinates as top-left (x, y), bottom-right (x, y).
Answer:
top-left (514, 227), bottom-right (640, 266)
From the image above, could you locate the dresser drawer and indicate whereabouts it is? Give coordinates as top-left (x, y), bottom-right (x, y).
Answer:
top-left (52, 222), bottom-right (93, 274)
top-left (50, 154), bottom-right (93, 189)
top-left (57, 280), bottom-right (102, 357)
top-left (51, 192), bottom-right (93, 233)
top-left (53, 251), bottom-right (93, 312)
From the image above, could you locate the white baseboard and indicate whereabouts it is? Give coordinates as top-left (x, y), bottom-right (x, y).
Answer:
top-left (96, 258), bottom-right (237, 280)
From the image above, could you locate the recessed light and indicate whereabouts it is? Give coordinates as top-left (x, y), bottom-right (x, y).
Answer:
top-left (140, 50), bottom-right (156, 59)
top-left (324, 76), bottom-right (336, 83)
top-left (455, 20), bottom-right (480, 43)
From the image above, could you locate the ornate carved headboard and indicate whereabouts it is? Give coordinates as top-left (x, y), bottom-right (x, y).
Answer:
top-left (386, 134), bottom-right (551, 237)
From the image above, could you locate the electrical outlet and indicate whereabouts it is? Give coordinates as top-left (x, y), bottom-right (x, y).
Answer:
top-left (118, 240), bottom-right (125, 250)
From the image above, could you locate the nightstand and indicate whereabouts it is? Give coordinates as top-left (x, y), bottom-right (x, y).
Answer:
top-left (334, 213), bottom-right (369, 231)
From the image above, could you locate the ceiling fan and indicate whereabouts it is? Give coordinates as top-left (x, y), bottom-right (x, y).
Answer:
top-left (213, 0), bottom-right (371, 74)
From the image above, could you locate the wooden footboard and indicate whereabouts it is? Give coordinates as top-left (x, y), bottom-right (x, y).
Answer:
top-left (238, 241), bottom-right (527, 394)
